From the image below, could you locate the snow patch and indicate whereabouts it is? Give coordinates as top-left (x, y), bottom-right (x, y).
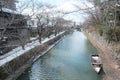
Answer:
top-left (0, 31), bottom-right (65, 66)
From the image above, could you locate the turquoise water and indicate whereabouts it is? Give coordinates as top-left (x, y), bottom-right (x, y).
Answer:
top-left (17, 31), bottom-right (104, 80)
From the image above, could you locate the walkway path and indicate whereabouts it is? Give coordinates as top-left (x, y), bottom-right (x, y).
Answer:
top-left (0, 32), bottom-right (65, 67)
top-left (86, 32), bottom-right (120, 80)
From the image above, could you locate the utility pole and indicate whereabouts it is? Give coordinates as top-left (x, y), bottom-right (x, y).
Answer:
top-left (32, 0), bottom-right (35, 13)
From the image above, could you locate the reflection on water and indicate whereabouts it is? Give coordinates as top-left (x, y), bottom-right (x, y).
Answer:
top-left (17, 31), bottom-right (104, 80)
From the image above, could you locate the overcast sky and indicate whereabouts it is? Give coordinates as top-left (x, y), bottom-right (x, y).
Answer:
top-left (17, 0), bottom-right (93, 23)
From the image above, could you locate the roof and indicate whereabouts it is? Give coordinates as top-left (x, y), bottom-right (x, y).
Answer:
top-left (0, 7), bottom-right (19, 14)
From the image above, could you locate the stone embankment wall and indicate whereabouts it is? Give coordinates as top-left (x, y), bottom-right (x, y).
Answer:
top-left (0, 31), bottom-right (68, 80)
top-left (85, 32), bottom-right (120, 80)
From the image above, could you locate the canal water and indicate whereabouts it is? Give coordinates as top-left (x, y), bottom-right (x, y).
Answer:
top-left (17, 31), bottom-right (104, 80)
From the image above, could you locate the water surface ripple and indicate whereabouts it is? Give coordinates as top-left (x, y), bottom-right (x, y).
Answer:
top-left (17, 31), bottom-right (104, 80)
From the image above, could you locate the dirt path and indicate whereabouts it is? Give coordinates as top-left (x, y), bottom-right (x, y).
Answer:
top-left (86, 32), bottom-right (120, 80)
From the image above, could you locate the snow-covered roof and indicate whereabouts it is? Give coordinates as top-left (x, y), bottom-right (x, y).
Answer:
top-left (0, 7), bottom-right (19, 14)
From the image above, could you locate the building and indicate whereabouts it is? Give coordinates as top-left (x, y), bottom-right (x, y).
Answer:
top-left (0, 0), bottom-right (30, 55)
top-left (0, 0), bottom-right (17, 10)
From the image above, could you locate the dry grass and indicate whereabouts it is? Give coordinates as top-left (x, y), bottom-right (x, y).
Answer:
top-left (103, 75), bottom-right (107, 80)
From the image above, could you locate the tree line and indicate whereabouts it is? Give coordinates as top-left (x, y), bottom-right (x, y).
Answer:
top-left (83, 0), bottom-right (120, 43)
top-left (0, 0), bottom-right (73, 55)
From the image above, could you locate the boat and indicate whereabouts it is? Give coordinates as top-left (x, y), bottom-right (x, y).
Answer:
top-left (91, 55), bottom-right (102, 74)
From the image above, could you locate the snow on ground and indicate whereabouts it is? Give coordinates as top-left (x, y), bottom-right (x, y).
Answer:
top-left (0, 31), bottom-right (65, 66)
top-left (30, 36), bottom-right (39, 41)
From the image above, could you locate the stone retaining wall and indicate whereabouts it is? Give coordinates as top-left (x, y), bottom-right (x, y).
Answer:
top-left (0, 31), bottom-right (68, 80)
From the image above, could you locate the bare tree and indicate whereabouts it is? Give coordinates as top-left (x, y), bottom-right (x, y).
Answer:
top-left (0, 0), bottom-right (38, 53)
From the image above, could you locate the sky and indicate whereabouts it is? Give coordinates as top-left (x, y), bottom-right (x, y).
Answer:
top-left (17, 0), bottom-right (93, 24)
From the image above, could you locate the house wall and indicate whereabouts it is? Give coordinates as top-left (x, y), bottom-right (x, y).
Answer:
top-left (19, 29), bottom-right (30, 42)
top-left (0, 0), bottom-right (17, 10)
top-left (0, 16), bottom-right (9, 27)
